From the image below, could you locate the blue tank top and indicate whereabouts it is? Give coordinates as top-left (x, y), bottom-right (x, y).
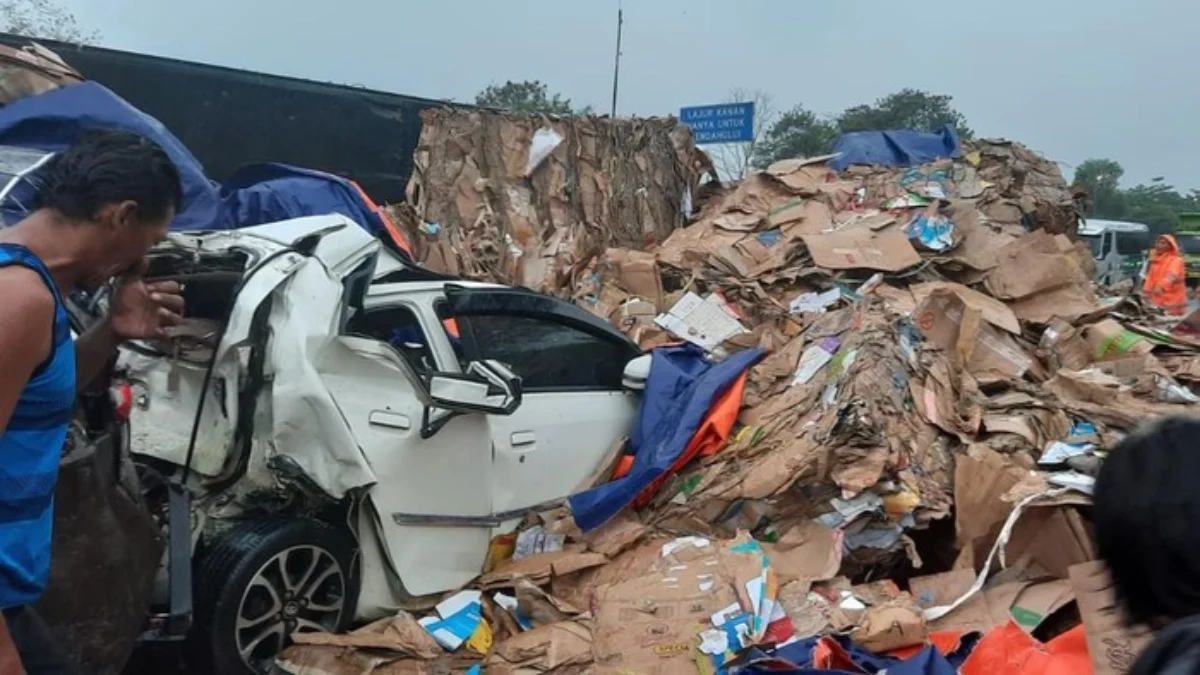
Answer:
top-left (0, 244), bottom-right (76, 609)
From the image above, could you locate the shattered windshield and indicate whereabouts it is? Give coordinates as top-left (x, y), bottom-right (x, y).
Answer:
top-left (0, 145), bottom-right (51, 177)
top-left (0, 146), bottom-right (54, 224)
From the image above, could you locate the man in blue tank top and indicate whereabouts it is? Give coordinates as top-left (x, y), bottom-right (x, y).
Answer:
top-left (0, 130), bottom-right (185, 674)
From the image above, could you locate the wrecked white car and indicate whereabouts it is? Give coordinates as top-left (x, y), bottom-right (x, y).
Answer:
top-left (119, 215), bottom-right (647, 673)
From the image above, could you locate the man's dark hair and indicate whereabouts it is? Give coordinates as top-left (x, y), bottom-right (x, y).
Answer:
top-left (1094, 416), bottom-right (1200, 628)
top-left (33, 128), bottom-right (184, 224)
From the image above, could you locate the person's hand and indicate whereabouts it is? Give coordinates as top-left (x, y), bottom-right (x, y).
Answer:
top-left (110, 262), bottom-right (185, 340)
top-left (0, 614), bottom-right (24, 675)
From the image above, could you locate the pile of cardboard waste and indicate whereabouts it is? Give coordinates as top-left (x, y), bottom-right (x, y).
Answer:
top-left (278, 131), bottom-right (1200, 673)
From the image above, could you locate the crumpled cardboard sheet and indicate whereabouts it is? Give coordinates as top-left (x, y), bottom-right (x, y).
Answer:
top-left (289, 611), bottom-right (442, 659)
top-left (965, 138), bottom-right (1083, 238)
top-left (590, 533), bottom-right (777, 673)
top-left (401, 109), bottom-right (703, 295)
top-left (478, 547), bottom-right (608, 589)
top-left (484, 620), bottom-right (593, 674)
top-left (1044, 366), bottom-right (1185, 428)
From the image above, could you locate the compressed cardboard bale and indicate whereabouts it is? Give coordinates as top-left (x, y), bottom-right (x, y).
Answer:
top-left (405, 109), bottom-right (702, 294)
top-left (0, 41), bottom-right (82, 105)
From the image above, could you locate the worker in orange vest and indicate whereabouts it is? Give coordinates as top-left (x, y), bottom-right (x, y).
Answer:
top-left (1142, 234), bottom-right (1189, 316)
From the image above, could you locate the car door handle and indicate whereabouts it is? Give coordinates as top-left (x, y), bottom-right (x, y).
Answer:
top-left (368, 410), bottom-right (411, 431)
top-left (510, 431), bottom-right (536, 447)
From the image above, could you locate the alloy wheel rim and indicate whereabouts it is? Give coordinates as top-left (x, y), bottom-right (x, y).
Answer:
top-left (234, 544), bottom-right (346, 672)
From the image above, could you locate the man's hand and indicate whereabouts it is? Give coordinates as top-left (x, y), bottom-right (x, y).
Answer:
top-left (109, 262), bottom-right (184, 341)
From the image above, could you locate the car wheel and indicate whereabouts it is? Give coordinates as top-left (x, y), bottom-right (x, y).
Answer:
top-left (194, 517), bottom-right (359, 674)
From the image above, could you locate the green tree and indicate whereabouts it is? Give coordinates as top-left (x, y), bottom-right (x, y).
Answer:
top-left (836, 89), bottom-right (973, 139)
top-left (475, 80), bottom-right (579, 115)
top-left (1072, 160), bottom-right (1200, 235)
top-left (1125, 179), bottom-right (1200, 234)
top-left (754, 104), bottom-right (839, 166)
top-left (0, 0), bottom-right (98, 43)
top-left (1073, 158), bottom-right (1129, 220)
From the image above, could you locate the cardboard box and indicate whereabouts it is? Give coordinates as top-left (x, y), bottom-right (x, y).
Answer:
top-left (1040, 318), bottom-right (1094, 372)
top-left (801, 226), bottom-right (921, 272)
top-left (914, 289), bottom-right (1037, 379)
top-left (1084, 319), bottom-right (1154, 362)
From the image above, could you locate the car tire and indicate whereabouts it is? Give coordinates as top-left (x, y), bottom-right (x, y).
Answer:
top-left (193, 517), bottom-right (360, 674)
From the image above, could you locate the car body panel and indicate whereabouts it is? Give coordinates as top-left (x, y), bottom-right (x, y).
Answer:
top-left (123, 215), bottom-right (642, 614)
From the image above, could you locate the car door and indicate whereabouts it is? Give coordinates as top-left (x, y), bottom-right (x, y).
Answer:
top-left (323, 295), bottom-right (493, 598)
top-left (442, 285), bottom-right (641, 521)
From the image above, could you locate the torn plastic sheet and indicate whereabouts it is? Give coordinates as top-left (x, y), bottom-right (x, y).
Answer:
top-left (740, 633), bottom-right (971, 675)
top-left (569, 344), bottom-right (765, 532)
top-left (899, 167), bottom-right (952, 200)
top-left (844, 524), bottom-right (905, 550)
top-left (524, 127), bottom-right (564, 176)
top-left (816, 493), bottom-right (884, 529)
top-left (1047, 472), bottom-right (1095, 495)
top-left (1038, 442), bottom-right (1095, 466)
top-left (906, 212), bottom-right (957, 251)
top-left (1156, 375), bottom-right (1200, 403)
top-left (791, 288), bottom-right (843, 314)
top-left (886, 193), bottom-right (935, 209)
top-left (512, 525), bottom-right (565, 560)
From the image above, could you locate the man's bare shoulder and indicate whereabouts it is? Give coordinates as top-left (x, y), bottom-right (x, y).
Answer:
top-left (0, 265), bottom-right (55, 336)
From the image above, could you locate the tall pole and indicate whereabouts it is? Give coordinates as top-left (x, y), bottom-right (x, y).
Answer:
top-left (610, 6), bottom-right (623, 118)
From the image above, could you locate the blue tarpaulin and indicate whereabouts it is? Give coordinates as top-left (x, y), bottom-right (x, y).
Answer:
top-left (218, 163), bottom-right (394, 239)
top-left (568, 343), bottom-right (765, 532)
top-left (0, 82), bottom-right (220, 231)
top-left (738, 633), bottom-right (977, 675)
top-left (0, 83), bottom-right (399, 241)
top-left (829, 125), bottom-right (961, 172)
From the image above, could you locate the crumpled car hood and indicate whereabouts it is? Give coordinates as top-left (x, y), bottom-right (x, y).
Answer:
top-left (121, 215), bottom-right (383, 498)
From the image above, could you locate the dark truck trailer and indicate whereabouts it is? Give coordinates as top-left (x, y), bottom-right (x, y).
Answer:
top-left (0, 32), bottom-right (462, 204)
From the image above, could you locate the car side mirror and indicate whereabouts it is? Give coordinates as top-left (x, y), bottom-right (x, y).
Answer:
top-left (426, 360), bottom-right (523, 416)
top-left (622, 354), bottom-right (652, 391)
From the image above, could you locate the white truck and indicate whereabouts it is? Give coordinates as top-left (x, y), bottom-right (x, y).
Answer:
top-left (1077, 217), bottom-right (1152, 286)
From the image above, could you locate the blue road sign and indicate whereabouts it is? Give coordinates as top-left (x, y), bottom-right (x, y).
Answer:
top-left (679, 102), bottom-right (755, 145)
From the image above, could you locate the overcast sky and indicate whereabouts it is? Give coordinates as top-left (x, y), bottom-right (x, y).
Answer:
top-left (62, 0), bottom-right (1199, 190)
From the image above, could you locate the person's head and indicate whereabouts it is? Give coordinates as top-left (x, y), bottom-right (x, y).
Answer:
top-left (32, 128), bottom-right (183, 289)
top-left (1094, 416), bottom-right (1200, 628)
top-left (1156, 234), bottom-right (1179, 256)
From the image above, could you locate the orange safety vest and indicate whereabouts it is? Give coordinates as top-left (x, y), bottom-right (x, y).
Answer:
top-left (1144, 234), bottom-right (1189, 316)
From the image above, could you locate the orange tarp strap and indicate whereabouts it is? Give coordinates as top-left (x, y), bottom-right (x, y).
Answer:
top-left (347, 179), bottom-right (413, 258)
top-left (630, 371), bottom-right (748, 508)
